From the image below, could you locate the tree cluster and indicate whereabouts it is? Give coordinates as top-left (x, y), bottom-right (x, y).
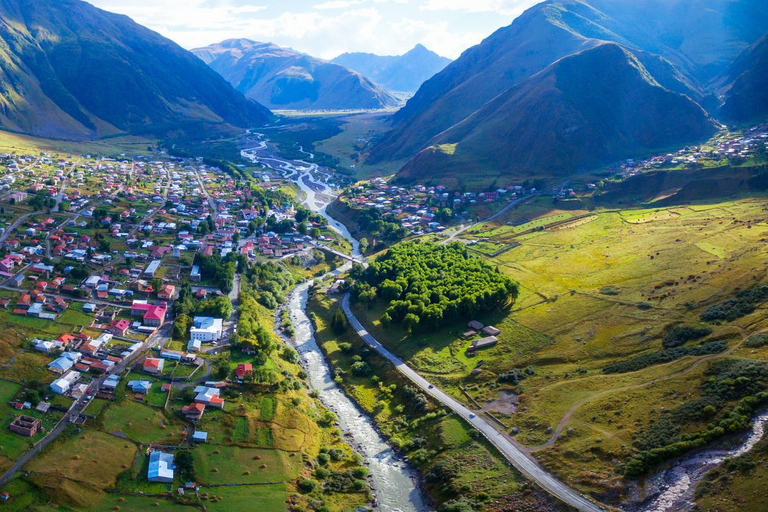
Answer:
top-left (351, 242), bottom-right (518, 332)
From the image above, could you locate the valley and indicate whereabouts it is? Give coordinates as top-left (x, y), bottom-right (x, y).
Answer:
top-left (0, 0), bottom-right (766, 511)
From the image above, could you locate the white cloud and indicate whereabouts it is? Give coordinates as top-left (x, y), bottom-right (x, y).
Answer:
top-left (87, 0), bottom-right (533, 58)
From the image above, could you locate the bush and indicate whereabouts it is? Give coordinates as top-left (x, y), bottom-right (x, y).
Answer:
top-left (744, 333), bottom-right (768, 348)
top-left (297, 479), bottom-right (317, 493)
top-left (603, 340), bottom-right (727, 374)
top-left (662, 325), bottom-right (712, 348)
top-left (701, 285), bottom-right (768, 322)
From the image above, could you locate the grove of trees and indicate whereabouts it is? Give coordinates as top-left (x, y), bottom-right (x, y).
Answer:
top-left (350, 242), bottom-right (518, 332)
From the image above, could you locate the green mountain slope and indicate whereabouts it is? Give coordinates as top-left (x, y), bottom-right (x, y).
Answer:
top-left (192, 39), bottom-right (398, 111)
top-left (369, 0), bottom-right (768, 165)
top-left (332, 44), bottom-right (451, 93)
top-left (719, 34), bottom-right (768, 124)
top-left (396, 44), bottom-right (718, 185)
top-left (0, 0), bottom-right (271, 139)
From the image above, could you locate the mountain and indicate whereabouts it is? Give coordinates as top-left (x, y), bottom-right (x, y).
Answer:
top-left (719, 34), bottom-right (768, 124)
top-left (192, 39), bottom-right (398, 111)
top-left (0, 0), bottom-right (270, 140)
top-left (396, 44), bottom-right (717, 186)
top-left (332, 44), bottom-right (452, 93)
top-left (369, 0), bottom-right (768, 164)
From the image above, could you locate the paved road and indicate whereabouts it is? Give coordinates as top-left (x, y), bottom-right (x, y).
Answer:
top-left (341, 294), bottom-right (606, 512)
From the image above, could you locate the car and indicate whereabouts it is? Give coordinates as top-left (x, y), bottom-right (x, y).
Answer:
top-left (469, 413), bottom-right (476, 419)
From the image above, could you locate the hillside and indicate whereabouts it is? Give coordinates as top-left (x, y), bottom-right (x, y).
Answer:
top-left (0, 0), bottom-right (271, 139)
top-left (193, 39), bottom-right (398, 111)
top-left (397, 44), bottom-right (718, 185)
top-left (719, 34), bottom-right (768, 124)
top-left (369, 0), bottom-right (768, 164)
top-left (332, 44), bottom-right (451, 93)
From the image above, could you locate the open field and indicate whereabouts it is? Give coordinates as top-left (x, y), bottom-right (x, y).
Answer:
top-left (26, 428), bottom-right (136, 491)
top-left (351, 196), bottom-right (768, 501)
top-left (192, 444), bottom-right (302, 485)
top-left (100, 401), bottom-right (184, 444)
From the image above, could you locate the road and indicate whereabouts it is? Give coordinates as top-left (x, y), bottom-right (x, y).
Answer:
top-left (341, 294), bottom-right (606, 512)
top-left (0, 323), bottom-right (169, 487)
top-left (441, 191), bottom-right (543, 244)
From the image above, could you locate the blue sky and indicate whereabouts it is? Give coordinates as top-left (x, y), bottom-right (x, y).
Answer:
top-left (87, 0), bottom-right (538, 59)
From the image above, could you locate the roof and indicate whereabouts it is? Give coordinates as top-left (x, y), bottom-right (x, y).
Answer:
top-left (148, 451), bottom-right (174, 481)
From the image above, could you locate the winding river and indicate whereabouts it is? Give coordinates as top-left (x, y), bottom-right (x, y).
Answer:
top-left (242, 135), bottom-right (424, 512)
top-left (242, 132), bottom-right (768, 512)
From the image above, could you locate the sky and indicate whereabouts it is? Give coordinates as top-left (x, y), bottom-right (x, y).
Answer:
top-left (86, 0), bottom-right (539, 60)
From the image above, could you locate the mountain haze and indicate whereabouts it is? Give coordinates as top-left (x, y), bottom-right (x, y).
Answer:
top-left (332, 44), bottom-right (451, 93)
top-left (397, 44), bottom-right (718, 185)
top-left (0, 0), bottom-right (270, 139)
top-left (193, 39), bottom-right (398, 111)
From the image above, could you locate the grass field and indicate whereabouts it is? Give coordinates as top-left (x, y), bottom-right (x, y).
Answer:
top-left (101, 401), bottom-right (184, 444)
top-left (192, 444), bottom-right (303, 485)
top-left (26, 428), bottom-right (136, 490)
top-left (348, 196), bottom-right (768, 502)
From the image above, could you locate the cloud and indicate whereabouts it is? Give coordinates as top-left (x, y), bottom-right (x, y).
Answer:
top-left (87, 0), bottom-right (531, 58)
top-left (420, 0), bottom-right (535, 15)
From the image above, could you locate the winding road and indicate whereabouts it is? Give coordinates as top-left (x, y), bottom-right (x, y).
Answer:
top-left (340, 294), bottom-right (607, 512)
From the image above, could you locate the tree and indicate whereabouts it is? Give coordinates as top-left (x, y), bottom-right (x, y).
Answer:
top-left (297, 222), bottom-right (308, 235)
top-left (359, 237), bottom-right (369, 254)
top-left (402, 313), bottom-right (420, 333)
top-left (331, 308), bottom-right (348, 334)
top-left (173, 314), bottom-right (192, 340)
top-left (310, 227), bottom-right (321, 239)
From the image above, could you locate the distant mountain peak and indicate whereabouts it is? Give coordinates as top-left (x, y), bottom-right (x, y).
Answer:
top-left (192, 40), bottom-right (398, 110)
top-left (332, 45), bottom-right (451, 93)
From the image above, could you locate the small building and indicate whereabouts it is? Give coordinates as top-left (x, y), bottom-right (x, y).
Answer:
top-left (468, 320), bottom-right (484, 331)
top-left (194, 386), bottom-right (225, 408)
top-left (143, 260), bottom-right (162, 278)
top-left (482, 326), bottom-right (501, 336)
top-left (8, 415), bottom-right (41, 437)
top-left (182, 402), bottom-right (205, 421)
top-left (187, 339), bottom-right (202, 353)
top-left (128, 380), bottom-right (152, 394)
top-left (190, 265), bottom-right (201, 282)
top-left (108, 319), bottom-right (131, 337)
top-left (192, 430), bottom-right (208, 443)
top-left (143, 358), bottom-right (164, 375)
top-left (50, 370), bottom-right (81, 394)
top-left (467, 336), bottom-right (498, 353)
top-left (235, 363), bottom-right (253, 380)
top-left (147, 451), bottom-right (174, 483)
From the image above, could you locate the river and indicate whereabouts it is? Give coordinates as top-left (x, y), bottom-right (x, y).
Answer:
top-left (241, 132), bottom-right (768, 512)
top-left (632, 410), bottom-right (768, 512)
top-left (242, 135), bottom-right (425, 512)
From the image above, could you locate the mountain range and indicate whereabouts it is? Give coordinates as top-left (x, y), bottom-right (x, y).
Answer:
top-left (192, 39), bottom-right (398, 111)
top-left (397, 43), bottom-right (717, 185)
top-left (719, 34), bottom-right (768, 123)
top-left (371, 0), bottom-right (768, 183)
top-left (0, 0), bottom-right (270, 139)
top-left (332, 44), bottom-right (451, 93)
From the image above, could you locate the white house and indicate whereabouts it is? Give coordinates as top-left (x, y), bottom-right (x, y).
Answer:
top-left (190, 317), bottom-right (223, 343)
top-left (50, 371), bottom-right (81, 394)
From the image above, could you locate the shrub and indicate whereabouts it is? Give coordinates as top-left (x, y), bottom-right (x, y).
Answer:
top-left (662, 325), bottom-right (712, 348)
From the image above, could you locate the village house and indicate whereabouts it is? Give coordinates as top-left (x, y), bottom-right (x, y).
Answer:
top-left (143, 357), bottom-right (164, 374)
top-left (148, 451), bottom-right (174, 483)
